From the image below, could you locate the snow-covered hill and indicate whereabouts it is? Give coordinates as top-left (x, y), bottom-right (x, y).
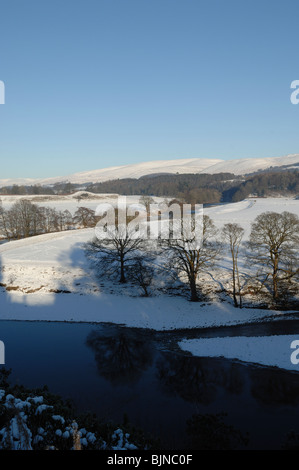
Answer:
top-left (21, 158), bottom-right (223, 186)
top-left (200, 153), bottom-right (299, 176)
top-left (1, 153), bottom-right (299, 187)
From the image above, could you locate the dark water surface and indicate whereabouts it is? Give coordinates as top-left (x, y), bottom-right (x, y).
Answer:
top-left (1, 320), bottom-right (299, 449)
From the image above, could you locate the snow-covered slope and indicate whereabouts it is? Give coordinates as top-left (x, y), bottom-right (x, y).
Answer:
top-left (205, 197), bottom-right (299, 237)
top-left (0, 197), bottom-right (297, 331)
top-left (1, 153), bottom-right (299, 187)
top-left (31, 158), bottom-right (223, 185)
top-left (201, 153), bottom-right (299, 176)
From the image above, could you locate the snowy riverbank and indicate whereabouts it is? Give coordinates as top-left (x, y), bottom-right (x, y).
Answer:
top-left (179, 335), bottom-right (299, 371)
top-left (0, 289), bottom-right (297, 331)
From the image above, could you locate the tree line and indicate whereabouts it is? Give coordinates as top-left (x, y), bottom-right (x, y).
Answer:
top-left (86, 170), bottom-right (299, 203)
top-left (0, 199), bottom-right (98, 240)
top-left (1, 169), bottom-right (298, 204)
top-left (230, 170), bottom-right (299, 201)
top-left (0, 182), bottom-right (79, 195)
top-left (85, 172), bottom-right (236, 204)
top-left (84, 170), bottom-right (299, 203)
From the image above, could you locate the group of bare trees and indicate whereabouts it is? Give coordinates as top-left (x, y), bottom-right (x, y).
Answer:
top-left (0, 199), bottom-right (98, 240)
top-left (86, 209), bottom-right (299, 308)
top-left (222, 212), bottom-right (299, 307)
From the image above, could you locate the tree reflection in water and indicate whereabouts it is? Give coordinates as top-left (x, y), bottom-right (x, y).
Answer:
top-left (250, 367), bottom-right (299, 406)
top-left (156, 353), bottom-right (244, 405)
top-left (185, 412), bottom-right (249, 450)
top-left (86, 327), bottom-right (154, 386)
top-left (85, 325), bottom-right (299, 449)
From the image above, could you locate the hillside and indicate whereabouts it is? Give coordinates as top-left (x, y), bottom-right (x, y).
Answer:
top-left (1, 153), bottom-right (299, 188)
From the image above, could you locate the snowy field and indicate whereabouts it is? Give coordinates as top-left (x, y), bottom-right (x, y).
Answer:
top-left (0, 192), bottom-right (147, 214)
top-left (1, 192), bottom-right (298, 232)
top-left (0, 197), bottom-right (298, 332)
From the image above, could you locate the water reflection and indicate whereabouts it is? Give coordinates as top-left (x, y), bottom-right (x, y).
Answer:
top-left (157, 353), bottom-right (244, 404)
top-left (2, 320), bottom-right (299, 449)
top-left (86, 327), bottom-right (154, 385)
top-left (185, 412), bottom-right (249, 450)
top-left (250, 367), bottom-right (299, 406)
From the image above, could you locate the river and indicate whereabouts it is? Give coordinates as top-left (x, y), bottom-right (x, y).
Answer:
top-left (1, 319), bottom-right (299, 449)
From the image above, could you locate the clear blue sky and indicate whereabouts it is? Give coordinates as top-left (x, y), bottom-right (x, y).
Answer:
top-left (0, 0), bottom-right (299, 178)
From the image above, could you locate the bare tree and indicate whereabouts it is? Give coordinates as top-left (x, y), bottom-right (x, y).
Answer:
top-left (127, 255), bottom-right (155, 296)
top-left (247, 211), bottom-right (299, 303)
top-left (0, 207), bottom-right (19, 239)
top-left (160, 214), bottom-right (220, 302)
top-left (222, 223), bottom-right (244, 308)
top-left (58, 209), bottom-right (73, 231)
top-left (73, 207), bottom-right (96, 228)
top-left (139, 195), bottom-right (155, 215)
top-left (38, 206), bottom-right (58, 233)
top-left (87, 224), bottom-right (146, 284)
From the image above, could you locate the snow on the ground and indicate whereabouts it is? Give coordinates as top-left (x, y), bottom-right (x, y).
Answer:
top-left (0, 197), bottom-right (298, 330)
top-left (179, 335), bottom-right (299, 371)
top-left (1, 194), bottom-right (298, 235)
top-left (0, 289), bottom-right (296, 330)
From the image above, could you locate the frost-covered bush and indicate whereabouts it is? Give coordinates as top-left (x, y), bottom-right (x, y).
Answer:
top-left (0, 388), bottom-right (147, 450)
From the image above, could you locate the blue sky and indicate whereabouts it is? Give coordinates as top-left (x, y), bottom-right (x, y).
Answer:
top-left (0, 0), bottom-right (299, 179)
